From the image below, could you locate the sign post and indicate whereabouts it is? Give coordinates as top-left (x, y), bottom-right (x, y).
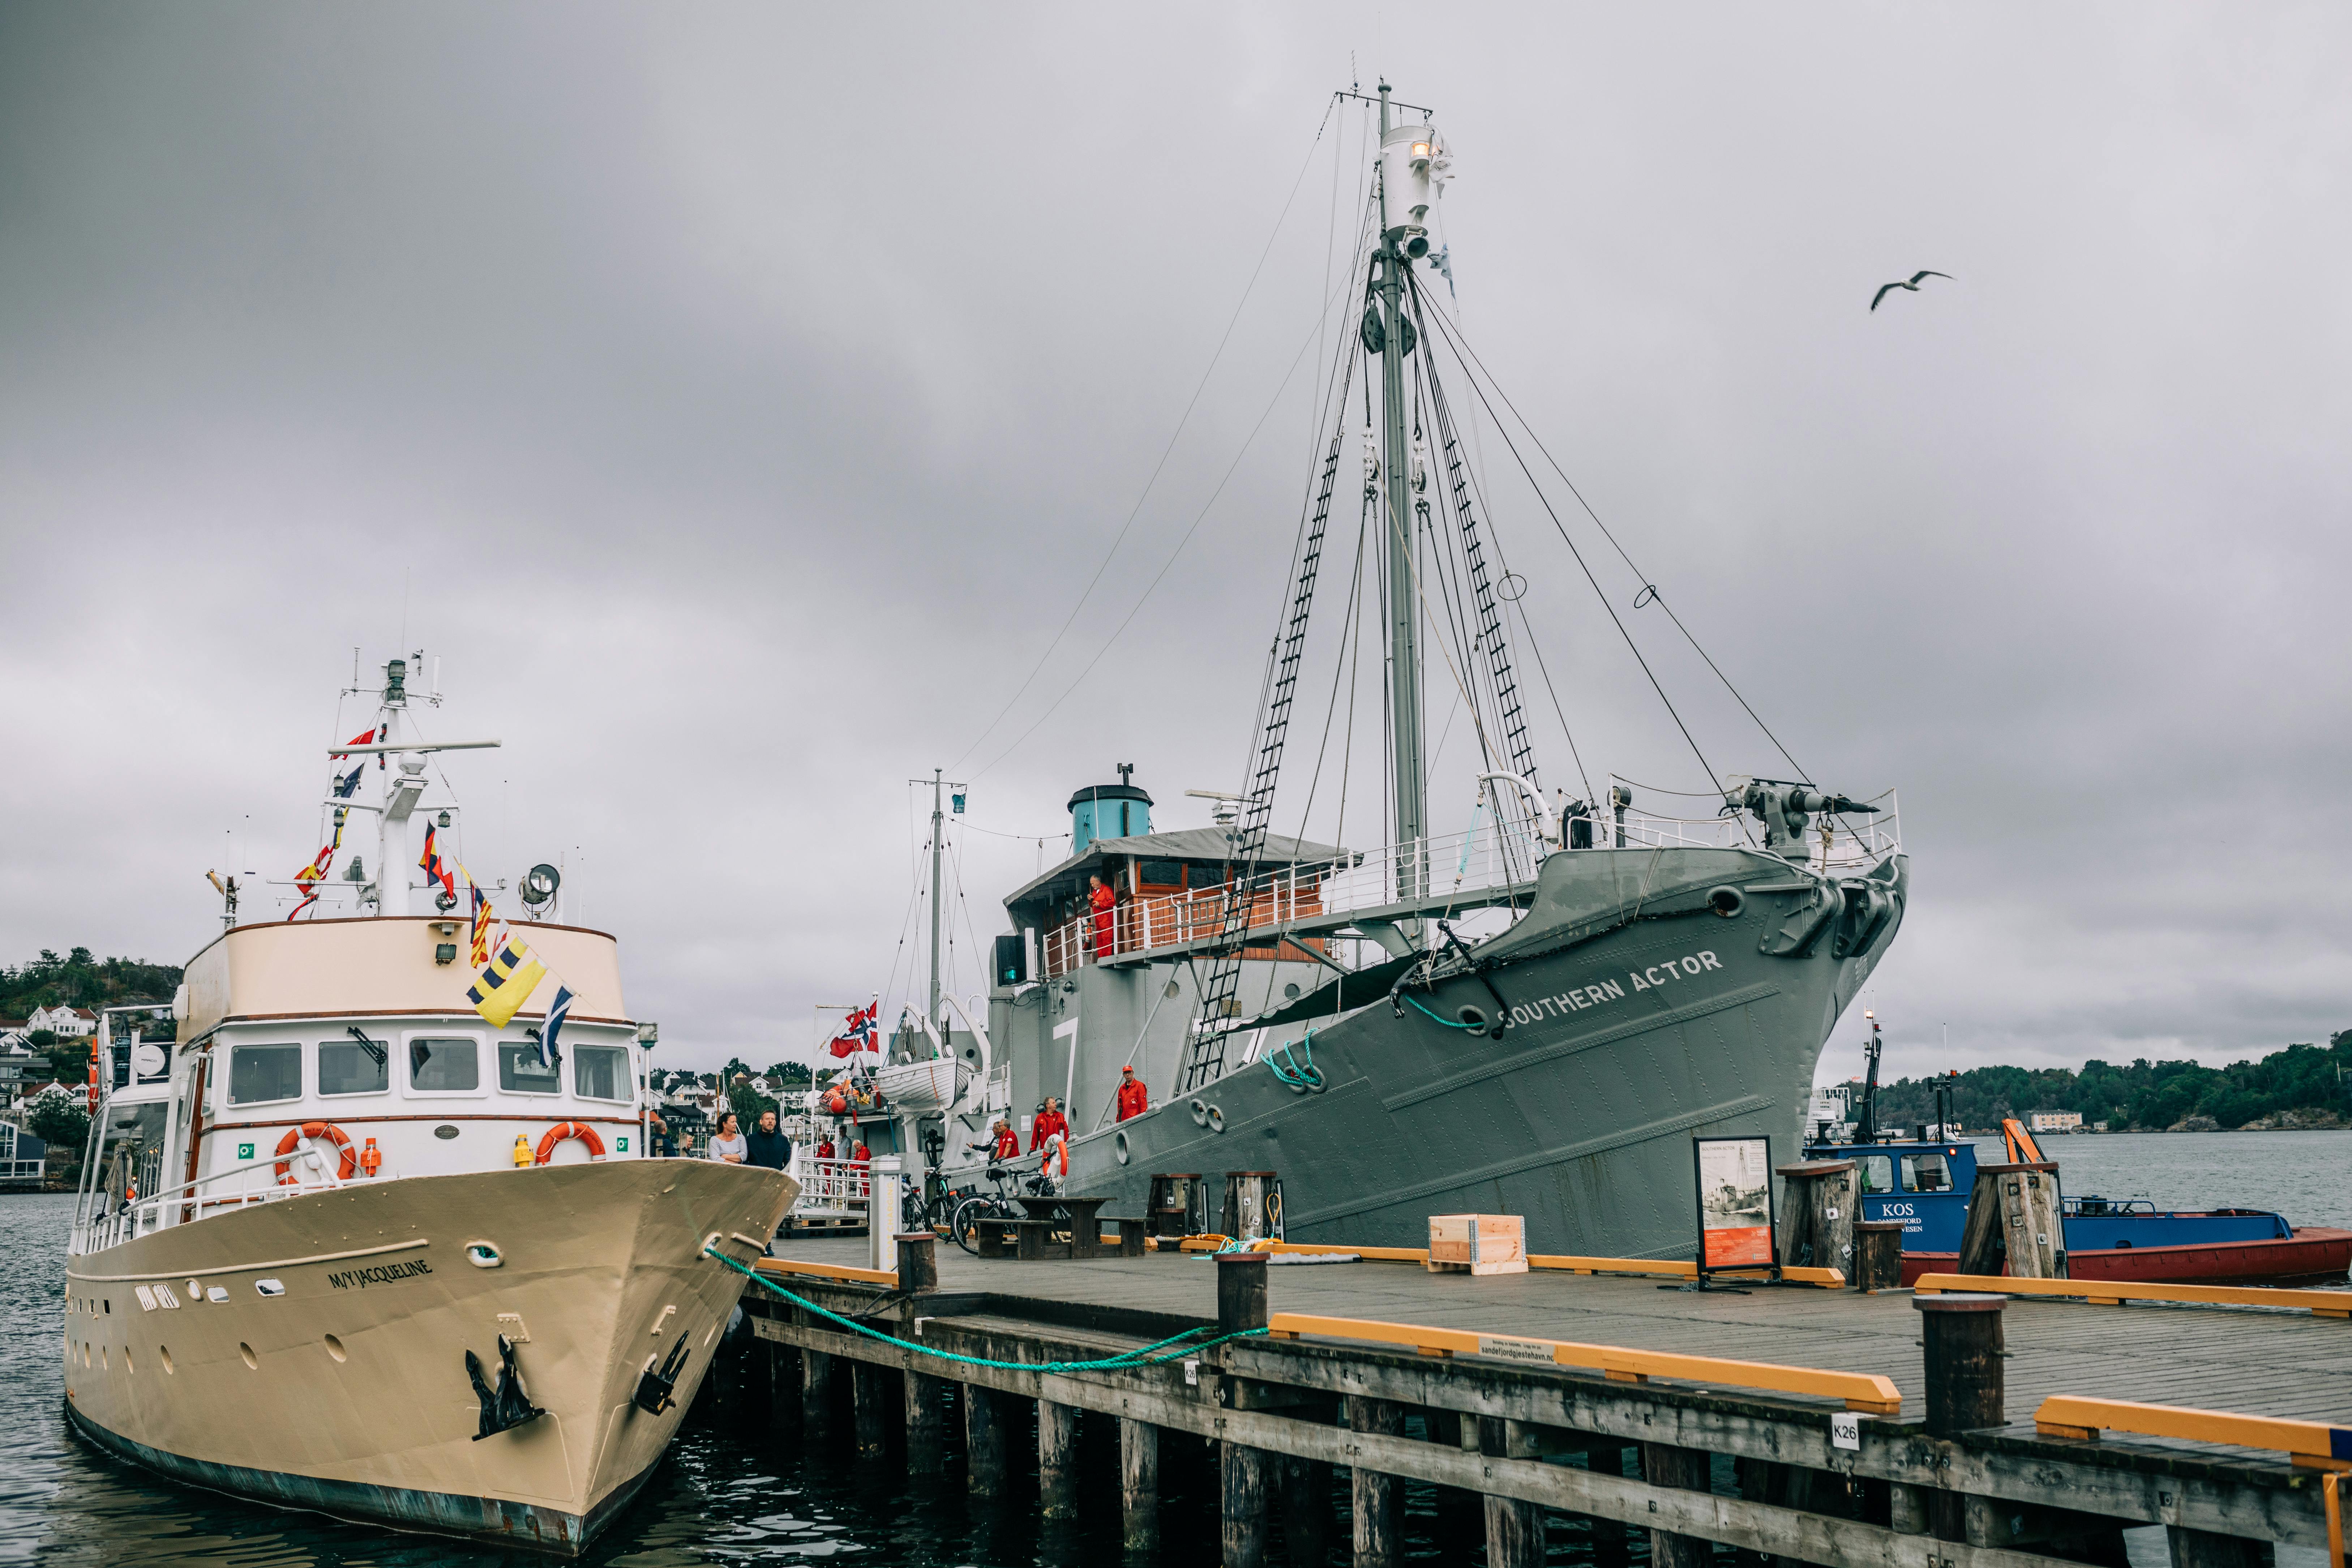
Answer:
top-left (1692, 1135), bottom-right (1779, 1289)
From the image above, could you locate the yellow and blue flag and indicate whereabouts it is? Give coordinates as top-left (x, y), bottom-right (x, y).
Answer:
top-left (468, 936), bottom-right (547, 1028)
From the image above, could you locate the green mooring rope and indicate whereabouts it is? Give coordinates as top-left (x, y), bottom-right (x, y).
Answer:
top-left (705, 1247), bottom-right (1271, 1372)
top-left (1265, 1025), bottom-right (1324, 1090)
top-left (1399, 991), bottom-right (1481, 1029)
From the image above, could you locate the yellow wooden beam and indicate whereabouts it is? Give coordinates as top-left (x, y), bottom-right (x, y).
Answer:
top-left (1918, 1272), bottom-right (2352, 1317)
top-left (1251, 1241), bottom-right (1846, 1287)
top-left (756, 1255), bottom-right (901, 1288)
top-left (1267, 1312), bottom-right (1899, 1413)
top-left (2034, 1396), bottom-right (2352, 1471)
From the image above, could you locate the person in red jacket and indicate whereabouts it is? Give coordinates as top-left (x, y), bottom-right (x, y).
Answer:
top-left (814, 1136), bottom-right (835, 1161)
top-left (990, 1119), bottom-right (1019, 1161)
top-left (1115, 1064), bottom-right (1149, 1122)
top-left (1087, 872), bottom-right (1117, 960)
top-left (1029, 1096), bottom-right (1069, 1153)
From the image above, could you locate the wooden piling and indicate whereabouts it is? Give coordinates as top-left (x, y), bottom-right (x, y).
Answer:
top-left (1217, 1250), bottom-right (1269, 1333)
top-left (1854, 1220), bottom-right (1906, 1292)
top-left (851, 1359), bottom-right (890, 1458)
top-left (799, 1343), bottom-right (834, 1429)
top-left (2166, 1525), bottom-right (2266, 1567)
top-left (1639, 1440), bottom-right (1713, 1568)
top-left (1039, 1398), bottom-right (1081, 1519)
top-left (1348, 1395), bottom-right (1404, 1568)
top-left (1775, 1159), bottom-right (1858, 1276)
top-left (1585, 1445), bottom-right (1635, 1568)
top-left (1119, 1415), bottom-right (1159, 1551)
top-left (965, 1383), bottom-right (1007, 1496)
top-left (1957, 1161), bottom-right (2066, 1278)
top-left (1918, 1292), bottom-right (2007, 1542)
top-left (904, 1370), bottom-right (946, 1475)
top-left (1479, 1416), bottom-right (1547, 1567)
top-left (1221, 1438), bottom-right (1269, 1567)
top-left (895, 1231), bottom-right (938, 1291)
top-left (1273, 1452), bottom-right (1332, 1566)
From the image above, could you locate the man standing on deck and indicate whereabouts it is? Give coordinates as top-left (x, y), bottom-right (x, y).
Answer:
top-left (1029, 1096), bottom-right (1069, 1153)
top-left (1116, 1064), bottom-right (1149, 1122)
top-left (745, 1108), bottom-right (793, 1249)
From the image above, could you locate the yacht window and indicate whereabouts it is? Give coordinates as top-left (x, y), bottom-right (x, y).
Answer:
top-left (1189, 865), bottom-right (1224, 889)
top-left (1138, 860), bottom-right (1184, 887)
top-left (574, 1046), bottom-right (630, 1102)
top-left (227, 1045), bottom-right (301, 1106)
top-left (1858, 1155), bottom-right (1895, 1195)
top-left (409, 1038), bottom-right (479, 1092)
top-left (1901, 1153), bottom-right (1951, 1193)
top-left (497, 1043), bottom-right (561, 1095)
top-left (317, 1042), bottom-right (390, 1097)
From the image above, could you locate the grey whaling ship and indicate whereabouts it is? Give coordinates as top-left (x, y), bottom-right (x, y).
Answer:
top-left (896, 84), bottom-right (1907, 1260)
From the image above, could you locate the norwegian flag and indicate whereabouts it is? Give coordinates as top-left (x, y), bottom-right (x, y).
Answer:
top-left (827, 1000), bottom-right (880, 1058)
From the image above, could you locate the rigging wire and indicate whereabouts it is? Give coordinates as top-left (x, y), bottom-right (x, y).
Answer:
top-left (1415, 301), bottom-right (1725, 796)
top-left (948, 95), bottom-right (1343, 776)
top-left (1415, 289), bottom-right (1808, 786)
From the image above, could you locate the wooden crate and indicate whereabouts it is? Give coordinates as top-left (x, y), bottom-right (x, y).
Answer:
top-left (1426, 1213), bottom-right (1528, 1276)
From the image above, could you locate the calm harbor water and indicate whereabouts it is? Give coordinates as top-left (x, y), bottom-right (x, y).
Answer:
top-left (5, 1133), bottom-right (2344, 1565)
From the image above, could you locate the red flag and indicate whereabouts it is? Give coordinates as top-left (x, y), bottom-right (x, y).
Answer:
top-left (827, 1001), bottom-right (880, 1058)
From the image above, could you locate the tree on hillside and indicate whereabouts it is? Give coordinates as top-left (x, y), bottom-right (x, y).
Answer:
top-left (1870, 1032), bottom-right (2352, 1131)
top-left (29, 1097), bottom-right (89, 1154)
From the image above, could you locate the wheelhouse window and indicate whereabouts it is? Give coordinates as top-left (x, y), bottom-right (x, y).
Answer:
top-left (1901, 1153), bottom-right (1952, 1192)
top-left (497, 1043), bottom-right (561, 1095)
top-left (227, 1044), bottom-right (301, 1106)
top-left (317, 1040), bottom-right (389, 1097)
top-left (1138, 860), bottom-right (1184, 888)
top-left (1858, 1154), bottom-right (1895, 1195)
top-left (408, 1037), bottom-right (479, 1092)
top-left (574, 1046), bottom-right (630, 1102)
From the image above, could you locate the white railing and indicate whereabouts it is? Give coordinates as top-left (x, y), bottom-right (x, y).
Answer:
top-left (793, 1156), bottom-right (871, 1216)
top-left (1034, 794), bottom-right (1902, 980)
top-left (73, 1137), bottom-right (349, 1255)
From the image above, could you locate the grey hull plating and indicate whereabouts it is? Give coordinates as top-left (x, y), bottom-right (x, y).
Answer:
top-left (1053, 846), bottom-right (1906, 1258)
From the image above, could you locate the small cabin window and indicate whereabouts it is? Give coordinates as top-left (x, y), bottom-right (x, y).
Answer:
top-left (1858, 1155), bottom-right (1895, 1195)
top-left (317, 1041), bottom-right (389, 1097)
top-left (497, 1043), bottom-right (562, 1095)
top-left (227, 1044), bottom-right (301, 1106)
top-left (1138, 860), bottom-right (1184, 887)
top-left (1901, 1153), bottom-right (1951, 1193)
top-left (1189, 865), bottom-right (1225, 889)
top-left (409, 1037), bottom-right (480, 1093)
top-left (574, 1046), bottom-right (630, 1102)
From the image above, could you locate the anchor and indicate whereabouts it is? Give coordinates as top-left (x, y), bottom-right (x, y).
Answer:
top-left (464, 1332), bottom-right (545, 1440)
top-left (632, 1329), bottom-right (690, 1416)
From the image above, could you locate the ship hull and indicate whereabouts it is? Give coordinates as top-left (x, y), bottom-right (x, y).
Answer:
top-left (1052, 847), bottom-right (1906, 1259)
top-left (61, 1158), bottom-right (794, 1556)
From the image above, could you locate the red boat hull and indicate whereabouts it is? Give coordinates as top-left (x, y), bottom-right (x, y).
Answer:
top-left (1900, 1226), bottom-right (2352, 1289)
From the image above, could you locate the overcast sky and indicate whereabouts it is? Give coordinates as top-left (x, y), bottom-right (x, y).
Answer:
top-left (4, 5), bottom-right (2348, 1083)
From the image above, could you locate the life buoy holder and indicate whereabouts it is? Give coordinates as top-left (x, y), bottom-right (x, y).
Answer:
top-left (274, 1121), bottom-right (358, 1184)
top-left (535, 1121), bottom-right (608, 1165)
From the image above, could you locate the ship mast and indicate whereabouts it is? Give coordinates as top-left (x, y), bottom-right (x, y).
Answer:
top-left (928, 767), bottom-right (944, 1028)
top-left (1376, 81), bottom-right (1428, 901)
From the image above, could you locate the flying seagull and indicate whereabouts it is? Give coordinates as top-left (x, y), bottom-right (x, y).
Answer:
top-left (1871, 270), bottom-right (1952, 311)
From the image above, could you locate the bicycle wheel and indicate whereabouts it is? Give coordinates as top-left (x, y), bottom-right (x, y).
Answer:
top-left (950, 1196), bottom-right (999, 1257)
top-left (900, 1189), bottom-right (931, 1235)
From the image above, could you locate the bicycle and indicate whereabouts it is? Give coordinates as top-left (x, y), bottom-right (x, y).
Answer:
top-left (949, 1165), bottom-right (1024, 1257)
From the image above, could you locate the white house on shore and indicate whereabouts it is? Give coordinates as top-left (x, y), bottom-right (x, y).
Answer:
top-left (25, 1005), bottom-right (96, 1038)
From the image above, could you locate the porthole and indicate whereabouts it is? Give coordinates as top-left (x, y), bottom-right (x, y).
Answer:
top-left (160, 1346), bottom-right (174, 1375)
top-left (464, 1242), bottom-right (503, 1269)
top-left (1206, 1105), bottom-right (1225, 1135)
top-left (323, 1334), bottom-right (347, 1363)
top-left (1455, 1004), bottom-right (1487, 1030)
top-left (1188, 1099), bottom-right (1209, 1128)
top-left (124, 1347), bottom-right (134, 1374)
top-left (81, 1343), bottom-right (90, 1367)
top-left (256, 1279), bottom-right (285, 1297)
top-left (238, 1342), bottom-right (258, 1370)
top-left (1708, 886), bottom-right (1745, 918)
top-left (1114, 1131), bottom-right (1131, 1165)
top-left (100, 1344), bottom-right (107, 1369)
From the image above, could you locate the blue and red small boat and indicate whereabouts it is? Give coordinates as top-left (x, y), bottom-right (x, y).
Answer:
top-left (1805, 1021), bottom-right (2351, 1287)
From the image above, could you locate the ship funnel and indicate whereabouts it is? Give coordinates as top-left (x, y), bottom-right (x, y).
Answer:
top-left (1070, 764), bottom-right (1152, 855)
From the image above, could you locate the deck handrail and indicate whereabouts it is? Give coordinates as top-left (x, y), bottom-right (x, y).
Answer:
top-left (1266, 1311), bottom-right (1900, 1413)
top-left (1916, 1272), bottom-right (2352, 1317)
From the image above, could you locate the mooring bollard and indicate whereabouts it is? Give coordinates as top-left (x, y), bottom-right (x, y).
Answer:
top-left (895, 1231), bottom-right (938, 1291)
top-left (1957, 1162), bottom-right (2066, 1278)
top-left (1221, 1439), bottom-right (1269, 1568)
top-left (1348, 1395), bottom-right (1404, 1568)
top-left (852, 1361), bottom-right (891, 1458)
top-left (1775, 1158), bottom-right (1858, 1276)
top-left (1120, 1416), bottom-right (1160, 1550)
top-left (1273, 1452), bottom-right (1332, 1565)
top-left (904, 1370), bottom-right (945, 1475)
top-left (1918, 1292), bottom-right (2007, 1541)
top-left (965, 1383), bottom-right (1007, 1496)
top-left (1039, 1398), bottom-right (1080, 1519)
top-left (1854, 1220), bottom-right (1906, 1291)
top-left (1640, 1441), bottom-right (1712, 1568)
top-left (1216, 1250), bottom-right (1269, 1333)
top-left (1479, 1416), bottom-right (1546, 1568)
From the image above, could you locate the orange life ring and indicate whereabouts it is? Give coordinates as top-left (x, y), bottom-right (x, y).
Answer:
top-left (534, 1121), bottom-right (608, 1165)
top-left (274, 1121), bottom-right (358, 1184)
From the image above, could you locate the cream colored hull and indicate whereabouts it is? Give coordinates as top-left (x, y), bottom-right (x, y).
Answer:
top-left (61, 1158), bottom-right (796, 1555)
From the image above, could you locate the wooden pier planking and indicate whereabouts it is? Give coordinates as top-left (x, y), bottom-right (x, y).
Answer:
top-left (762, 1233), bottom-right (2352, 1427)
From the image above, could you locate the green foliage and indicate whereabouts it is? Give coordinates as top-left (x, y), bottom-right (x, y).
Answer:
top-left (28, 1097), bottom-right (90, 1152)
top-left (1869, 1031), bottom-right (2352, 1131)
top-left (762, 1061), bottom-right (812, 1085)
top-left (40, 1036), bottom-right (87, 1080)
top-left (0, 949), bottom-right (181, 1020)
top-left (725, 1082), bottom-right (775, 1131)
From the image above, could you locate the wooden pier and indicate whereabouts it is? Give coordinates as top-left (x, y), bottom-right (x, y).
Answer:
top-left (712, 1231), bottom-right (2351, 1565)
